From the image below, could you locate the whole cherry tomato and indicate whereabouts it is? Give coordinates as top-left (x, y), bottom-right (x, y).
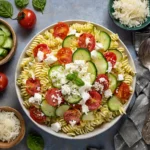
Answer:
top-left (0, 73), bottom-right (8, 92)
top-left (18, 9), bottom-right (36, 29)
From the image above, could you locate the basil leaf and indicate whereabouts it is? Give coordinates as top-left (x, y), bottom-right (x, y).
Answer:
top-left (74, 77), bottom-right (85, 86)
top-left (15, 0), bottom-right (29, 8)
top-left (32, 0), bottom-right (46, 13)
top-left (0, 0), bottom-right (13, 18)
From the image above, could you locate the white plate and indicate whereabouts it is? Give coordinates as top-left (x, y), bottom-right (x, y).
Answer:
top-left (15, 20), bottom-right (136, 139)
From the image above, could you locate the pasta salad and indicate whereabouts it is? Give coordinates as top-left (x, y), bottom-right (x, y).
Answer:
top-left (17, 22), bottom-right (135, 136)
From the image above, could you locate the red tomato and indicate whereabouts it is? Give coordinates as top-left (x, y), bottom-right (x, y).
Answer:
top-left (45, 88), bottom-right (63, 107)
top-left (53, 22), bottom-right (69, 39)
top-left (104, 52), bottom-right (117, 67)
top-left (86, 90), bottom-right (102, 110)
top-left (64, 109), bottom-right (81, 124)
top-left (78, 33), bottom-right (95, 51)
top-left (95, 74), bottom-right (109, 91)
top-left (18, 9), bottom-right (36, 29)
top-left (57, 47), bottom-right (72, 64)
top-left (115, 82), bottom-right (131, 103)
top-left (30, 107), bottom-right (46, 124)
top-left (26, 78), bottom-right (41, 96)
top-left (70, 104), bottom-right (82, 110)
top-left (33, 44), bottom-right (51, 60)
top-left (0, 73), bottom-right (8, 92)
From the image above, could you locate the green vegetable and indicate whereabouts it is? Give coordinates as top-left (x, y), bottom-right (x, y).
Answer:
top-left (74, 77), bottom-right (85, 86)
top-left (0, 0), bottom-right (13, 18)
top-left (32, 0), bottom-right (46, 13)
top-left (15, 0), bottom-right (29, 8)
top-left (27, 133), bottom-right (44, 150)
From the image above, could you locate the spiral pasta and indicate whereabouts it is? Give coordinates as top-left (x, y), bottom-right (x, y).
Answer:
top-left (110, 34), bottom-right (119, 41)
top-left (110, 41), bottom-right (119, 49)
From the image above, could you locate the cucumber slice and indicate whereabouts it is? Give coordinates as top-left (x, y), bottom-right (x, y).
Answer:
top-left (92, 51), bottom-right (108, 74)
top-left (73, 48), bottom-right (91, 62)
top-left (0, 48), bottom-right (8, 57)
top-left (109, 49), bottom-right (123, 62)
top-left (108, 73), bottom-right (117, 93)
top-left (2, 37), bottom-right (13, 49)
top-left (82, 112), bottom-right (95, 121)
top-left (41, 100), bottom-right (56, 117)
top-left (62, 34), bottom-right (77, 48)
top-left (108, 96), bottom-right (123, 111)
top-left (100, 31), bottom-right (111, 50)
top-left (0, 24), bottom-right (11, 36)
top-left (86, 61), bottom-right (97, 84)
top-left (64, 95), bottom-right (81, 104)
top-left (48, 65), bottom-right (64, 88)
top-left (0, 31), bottom-right (6, 46)
top-left (56, 105), bottom-right (70, 117)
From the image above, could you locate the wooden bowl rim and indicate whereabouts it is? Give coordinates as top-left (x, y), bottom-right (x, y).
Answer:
top-left (0, 18), bottom-right (17, 65)
top-left (0, 106), bottom-right (25, 149)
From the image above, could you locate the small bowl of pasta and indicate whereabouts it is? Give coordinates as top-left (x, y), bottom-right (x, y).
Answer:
top-left (15, 20), bottom-right (136, 139)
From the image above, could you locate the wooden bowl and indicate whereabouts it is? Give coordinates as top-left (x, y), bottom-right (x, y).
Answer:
top-left (0, 107), bottom-right (25, 149)
top-left (0, 19), bottom-right (17, 65)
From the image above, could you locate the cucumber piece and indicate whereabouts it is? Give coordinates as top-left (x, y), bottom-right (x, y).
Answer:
top-left (108, 73), bottom-right (117, 93)
top-left (86, 61), bottom-right (97, 84)
top-left (0, 48), bottom-right (8, 57)
top-left (108, 96), bottom-right (123, 111)
top-left (62, 34), bottom-right (77, 48)
top-left (100, 31), bottom-right (111, 50)
top-left (64, 95), bottom-right (81, 104)
top-left (73, 48), bottom-right (91, 62)
top-left (82, 112), bottom-right (95, 121)
top-left (48, 65), bottom-right (64, 88)
top-left (109, 49), bottom-right (123, 62)
top-left (2, 37), bottom-right (13, 49)
top-left (0, 30), bottom-right (6, 46)
top-left (92, 51), bottom-right (108, 74)
top-left (56, 105), bottom-right (70, 117)
top-left (41, 100), bottom-right (56, 117)
top-left (0, 24), bottom-right (11, 36)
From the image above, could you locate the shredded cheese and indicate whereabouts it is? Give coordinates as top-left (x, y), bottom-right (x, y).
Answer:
top-left (112, 0), bottom-right (149, 27)
top-left (0, 111), bottom-right (21, 142)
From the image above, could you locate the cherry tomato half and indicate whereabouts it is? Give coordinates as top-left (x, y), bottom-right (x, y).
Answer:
top-left (26, 78), bottom-right (41, 96)
top-left (86, 90), bottom-right (102, 110)
top-left (115, 82), bottom-right (131, 103)
top-left (53, 22), bottom-right (69, 39)
top-left (18, 9), bottom-right (36, 29)
top-left (78, 33), bottom-right (95, 51)
top-left (64, 109), bottom-right (81, 124)
top-left (45, 88), bottom-right (63, 107)
top-left (57, 47), bottom-right (72, 64)
top-left (0, 73), bottom-right (8, 92)
top-left (104, 52), bottom-right (117, 67)
top-left (30, 107), bottom-right (46, 124)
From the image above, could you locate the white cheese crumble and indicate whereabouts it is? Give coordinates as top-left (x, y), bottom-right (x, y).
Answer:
top-left (107, 61), bottom-right (112, 73)
top-left (29, 93), bottom-right (42, 105)
top-left (51, 122), bottom-right (61, 132)
top-left (51, 94), bottom-right (62, 105)
top-left (44, 54), bottom-right (57, 65)
top-left (69, 120), bottom-right (77, 127)
top-left (91, 50), bottom-right (98, 59)
top-left (82, 104), bottom-right (89, 115)
top-left (61, 84), bottom-right (71, 95)
top-left (81, 91), bottom-right (90, 103)
top-left (117, 74), bottom-right (124, 81)
top-left (85, 37), bottom-right (91, 46)
top-left (30, 70), bottom-right (35, 80)
top-left (99, 77), bottom-right (106, 83)
top-left (104, 89), bottom-right (112, 98)
top-left (95, 42), bottom-right (103, 50)
top-left (68, 28), bottom-right (77, 35)
top-left (75, 33), bottom-right (82, 37)
top-left (37, 51), bottom-right (44, 62)
top-left (93, 82), bottom-right (104, 93)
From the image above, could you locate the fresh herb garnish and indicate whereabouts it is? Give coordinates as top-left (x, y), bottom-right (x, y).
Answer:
top-left (0, 0), bottom-right (13, 18)
top-left (32, 0), bottom-right (46, 13)
top-left (15, 0), bottom-right (29, 8)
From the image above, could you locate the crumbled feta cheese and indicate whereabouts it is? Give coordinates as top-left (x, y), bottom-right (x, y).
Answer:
top-left (37, 87), bottom-right (40, 91)
top-left (104, 89), bottom-right (112, 98)
top-left (44, 54), bottom-right (57, 65)
top-left (81, 91), bottom-right (90, 102)
top-left (117, 74), bottom-right (124, 81)
top-left (82, 104), bottom-right (89, 115)
top-left (99, 77), bottom-right (106, 83)
top-left (74, 60), bottom-right (85, 65)
top-left (69, 120), bottom-right (76, 127)
top-left (75, 33), bottom-right (82, 37)
top-left (91, 50), bottom-right (98, 59)
top-left (51, 94), bottom-right (62, 105)
top-left (85, 37), bottom-right (91, 46)
top-left (37, 51), bottom-right (44, 62)
top-left (93, 82), bottom-right (104, 93)
top-left (68, 28), bottom-right (77, 35)
top-left (29, 93), bottom-right (42, 105)
top-left (51, 122), bottom-right (61, 132)
top-left (79, 81), bottom-right (92, 93)
top-left (61, 84), bottom-right (71, 95)
top-left (107, 61), bottom-right (112, 73)
top-left (30, 70), bottom-right (35, 80)
top-left (95, 43), bottom-right (103, 50)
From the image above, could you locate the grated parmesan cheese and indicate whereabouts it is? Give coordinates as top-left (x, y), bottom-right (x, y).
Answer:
top-left (112, 0), bottom-right (149, 27)
top-left (0, 111), bottom-right (21, 142)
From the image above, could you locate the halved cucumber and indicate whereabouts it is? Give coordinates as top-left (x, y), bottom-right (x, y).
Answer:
top-left (109, 49), bottom-right (123, 62)
top-left (56, 105), bottom-right (70, 117)
top-left (86, 61), bottom-right (97, 84)
top-left (73, 48), bottom-right (91, 62)
top-left (62, 34), bottom-right (77, 48)
top-left (64, 95), bottom-right (81, 104)
top-left (2, 37), bottom-right (13, 49)
top-left (82, 112), bottom-right (95, 121)
top-left (0, 24), bottom-right (11, 36)
top-left (100, 31), bottom-right (111, 50)
top-left (92, 51), bottom-right (108, 74)
top-left (41, 100), bottom-right (56, 117)
top-left (108, 96), bottom-right (123, 111)
top-left (0, 30), bottom-right (6, 46)
top-left (108, 73), bottom-right (117, 93)
top-left (48, 65), bottom-right (64, 88)
top-left (0, 48), bottom-right (8, 57)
